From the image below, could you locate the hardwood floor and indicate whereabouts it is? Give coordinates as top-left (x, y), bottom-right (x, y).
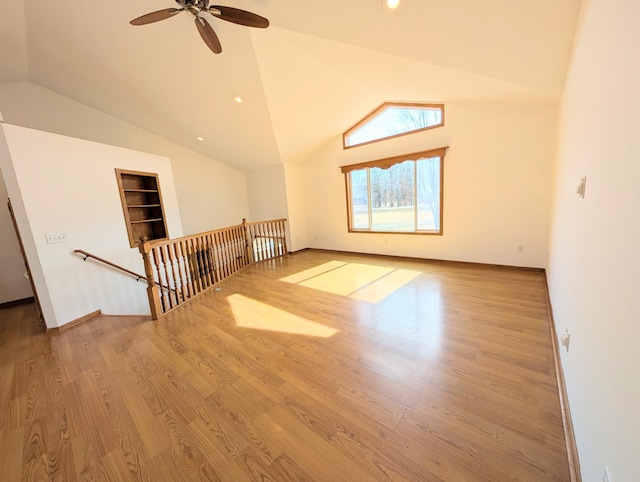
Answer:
top-left (0, 250), bottom-right (570, 481)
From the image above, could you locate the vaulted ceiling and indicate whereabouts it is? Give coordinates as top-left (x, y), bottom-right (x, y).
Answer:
top-left (0, 0), bottom-right (581, 170)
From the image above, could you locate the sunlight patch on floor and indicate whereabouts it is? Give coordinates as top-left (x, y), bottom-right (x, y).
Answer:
top-left (278, 260), bottom-right (347, 284)
top-left (227, 294), bottom-right (337, 338)
top-left (299, 263), bottom-right (394, 296)
top-left (280, 261), bottom-right (422, 303)
top-left (350, 268), bottom-right (421, 303)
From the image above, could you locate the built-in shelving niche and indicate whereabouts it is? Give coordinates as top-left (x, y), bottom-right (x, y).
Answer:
top-left (115, 169), bottom-right (168, 248)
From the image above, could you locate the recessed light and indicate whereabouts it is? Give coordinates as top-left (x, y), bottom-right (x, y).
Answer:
top-left (196, 136), bottom-right (204, 142)
top-left (232, 95), bottom-right (243, 103)
top-left (385, 0), bottom-right (400, 10)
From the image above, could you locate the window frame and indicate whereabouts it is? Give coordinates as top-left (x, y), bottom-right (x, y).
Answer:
top-left (342, 147), bottom-right (447, 235)
top-left (342, 101), bottom-right (445, 149)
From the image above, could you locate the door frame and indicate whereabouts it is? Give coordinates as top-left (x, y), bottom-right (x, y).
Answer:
top-left (7, 198), bottom-right (45, 323)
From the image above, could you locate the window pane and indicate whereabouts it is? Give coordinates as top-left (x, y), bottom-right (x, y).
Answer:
top-left (416, 157), bottom-right (441, 231)
top-left (345, 104), bottom-right (443, 147)
top-left (371, 161), bottom-right (415, 232)
top-left (350, 169), bottom-right (369, 229)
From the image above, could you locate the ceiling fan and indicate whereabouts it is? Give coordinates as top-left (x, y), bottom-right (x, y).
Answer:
top-left (130, 0), bottom-right (269, 54)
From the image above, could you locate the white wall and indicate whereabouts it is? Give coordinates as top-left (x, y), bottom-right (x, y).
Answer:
top-left (0, 81), bottom-right (250, 234)
top-left (245, 163), bottom-right (310, 252)
top-left (0, 81), bottom-right (250, 303)
top-left (547, 0), bottom-right (640, 480)
top-left (0, 123), bottom-right (183, 328)
top-left (245, 164), bottom-right (289, 222)
top-left (283, 163), bottom-right (308, 252)
top-left (302, 102), bottom-right (557, 268)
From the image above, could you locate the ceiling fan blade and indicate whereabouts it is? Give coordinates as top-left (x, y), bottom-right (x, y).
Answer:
top-left (195, 17), bottom-right (222, 54)
top-left (208, 6), bottom-right (269, 28)
top-left (130, 8), bottom-right (182, 26)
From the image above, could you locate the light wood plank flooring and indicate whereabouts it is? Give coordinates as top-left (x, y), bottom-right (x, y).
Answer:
top-left (0, 249), bottom-right (570, 481)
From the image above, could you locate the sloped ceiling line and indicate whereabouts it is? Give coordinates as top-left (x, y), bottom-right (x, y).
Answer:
top-left (0, 0), bottom-right (581, 169)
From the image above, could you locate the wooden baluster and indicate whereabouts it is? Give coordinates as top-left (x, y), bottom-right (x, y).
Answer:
top-left (260, 222), bottom-right (268, 262)
top-left (138, 240), bottom-right (162, 320)
top-left (161, 245), bottom-right (177, 309)
top-left (251, 224), bottom-right (258, 263)
top-left (203, 234), bottom-right (213, 285)
top-left (187, 237), bottom-right (201, 295)
top-left (253, 223), bottom-right (261, 262)
top-left (193, 236), bottom-right (204, 294)
top-left (265, 222), bottom-right (271, 260)
top-left (195, 235), bottom-right (208, 290)
top-left (215, 231), bottom-right (226, 279)
top-left (222, 229), bottom-right (231, 276)
top-left (231, 228), bottom-right (240, 273)
top-left (224, 228), bottom-right (235, 275)
top-left (176, 240), bottom-right (191, 301)
top-left (212, 232), bottom-right (221, 282)
top-left (264, 221), bottom-right (270, 260)
top-left (279, 220), bottom-right (284, 256)
top-left (247, 224), bottom-right (253, 264)
top-left (168, 243), bottom-right (179, 307)
top-left (237, 226), bottom-right (245, 266)
top-left (274, 220), bottom-right (281, 257)
top-left (278, 219), bottom-right (287, 256)
top-left (252, 223), bottom-right (260, 263)
top-left (225, 228), bottom-right (234, 275)
top-left (211, 231), bottom-right (222, 282)
top-left (219, 231), bottom-right (227, 277)
top-left (197, 235), bottom-right (208, 290)
top-left (152, 246), bottom-right (168, 312)
top-left (204, 234), bottom-right (216, 286)
top-left (215, 231), bottom-right (224, 279)
top-left (269, 221), bottom-right (275, 259)
top-left (169, 242), bottom-right (183, 306)
top-left (199, 235), bottom-right (208, 286)
top-left (242, 219), bottom-right (252, 266)
top-left (193, 235), bottom-right (205, 289)
top-left (225, 229), bottom-right (235, 275)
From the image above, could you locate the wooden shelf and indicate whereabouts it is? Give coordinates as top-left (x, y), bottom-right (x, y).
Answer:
top-left (130, 218), bottom-right (164, 224)
top-left (116, 169), bottom-right (168, 248)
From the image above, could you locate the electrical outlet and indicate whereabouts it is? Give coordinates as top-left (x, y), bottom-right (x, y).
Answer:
top-left (603, 466), bottom-right (611, 482)
top-left (45, 233), bottom-right (67, 244)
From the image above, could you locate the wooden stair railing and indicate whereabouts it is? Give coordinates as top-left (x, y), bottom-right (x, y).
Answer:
top-left (139, 218), bottom-right (287, 319)
top-left (73, 249), bottom-right (178, 297)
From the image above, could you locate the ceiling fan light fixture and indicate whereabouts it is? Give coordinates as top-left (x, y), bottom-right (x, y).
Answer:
top-left (385, 0), bottom-right (401, 10)
top-left (232, 95), bottom-right (243, 103)
top-left (130, 1), bottom-right (270, 54)
top-left (196, 136), bottom-right (205, 142)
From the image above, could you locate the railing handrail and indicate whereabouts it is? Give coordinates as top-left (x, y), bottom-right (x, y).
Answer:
top-left (139, 218), bottom-right (288, 319)
top-left (73, 249), bottom-right (177, 294)
top-left (145, 218), bottom-right (287, 249)
top-left (246, 218), bottom-right (287, 226)
top-left (74, 249), bottom-right (146, 281)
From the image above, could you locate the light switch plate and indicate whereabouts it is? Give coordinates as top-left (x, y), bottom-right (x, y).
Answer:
top-left (45, 233), bottom-right (67, 244)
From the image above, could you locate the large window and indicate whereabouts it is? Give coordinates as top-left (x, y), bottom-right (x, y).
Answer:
top-left (342, 147), bottom-right (447, 234)
top-left (343, 102), bottom-right (444, 149)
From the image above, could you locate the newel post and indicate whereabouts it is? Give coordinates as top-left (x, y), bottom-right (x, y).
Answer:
top-left (242, 218), bottom-right (254, 265)
top-left (138, 239), bottom-right (161, 320)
